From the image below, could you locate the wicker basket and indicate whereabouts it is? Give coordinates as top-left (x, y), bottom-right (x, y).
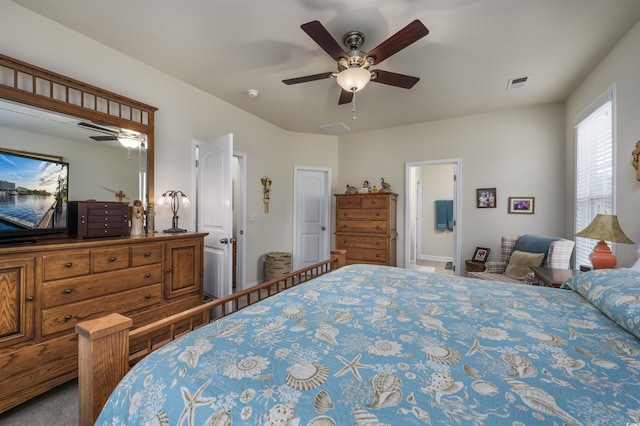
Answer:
top-left (264, 251), bottom-right (292, 280)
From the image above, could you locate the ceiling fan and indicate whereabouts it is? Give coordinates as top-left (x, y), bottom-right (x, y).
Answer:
top-left (77, 121), bottom-right (144, 148)
top-left (283, 20), bottom-right (429, 106)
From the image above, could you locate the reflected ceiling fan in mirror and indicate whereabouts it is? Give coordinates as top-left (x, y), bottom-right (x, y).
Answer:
top-left (283, 20), bottom-right (429, 119)
top-left (77, 121), bottom-right (146, 148)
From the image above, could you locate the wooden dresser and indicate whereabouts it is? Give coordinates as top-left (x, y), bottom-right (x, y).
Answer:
top-left (0, 233), bottom-right (206, 413)
top-left (335, 193), bottom-right (397, 266)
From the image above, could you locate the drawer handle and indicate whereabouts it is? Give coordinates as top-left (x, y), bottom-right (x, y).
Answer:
top-left (144, 252), bottom-right (152, 257)
top-left (145, 273), bottom-right (152, 278)
top-left (80, 215), bottom-right (85, 223)
top-left (110, 256), bottom-right (117, 262)
top-left (65, 262), bottom-right (73, 268)
top-left (145, 294), bottom-right (152, 299)
top-left (64, 288), bottom-right (72, 294)
top-left (26, 295), bottom-right (35, 302)
top-left (64, 315), bottom-right (72, 321)
top-left (104, 223), bottom-right (108, 227)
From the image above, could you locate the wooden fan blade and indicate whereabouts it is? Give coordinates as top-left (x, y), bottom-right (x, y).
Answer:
top-left (283, 72), bottom-right (334, 85)
top-left (371, 69), bottom-right (420, 89)
top-left (365, 20), bottom-right (429, 65)
top-left (338, 89), bottom-right (353, 105)
top-left (90, 135), bottom-right (118, 141)
top-left (301, 21), bottom-right (348, 61)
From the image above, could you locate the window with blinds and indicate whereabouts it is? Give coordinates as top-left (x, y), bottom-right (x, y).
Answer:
top-left (574, 88), bottom-right (614, 268)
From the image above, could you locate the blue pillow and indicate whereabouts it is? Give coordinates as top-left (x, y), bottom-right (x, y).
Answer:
top-left (513, 234), bottom-right (560, 265)
top-left (562, 269), bottom-right (640, 339)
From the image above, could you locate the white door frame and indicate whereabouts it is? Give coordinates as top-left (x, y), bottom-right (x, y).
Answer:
top-left (292, 166), bottom-right (331, 270)
top-left (233, 151), bottom-right (247, 291)
top-left (404, 158), bottom-right (461, 274)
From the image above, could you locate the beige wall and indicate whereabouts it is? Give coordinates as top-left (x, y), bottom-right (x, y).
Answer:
top-left (0, 1), bottom-right (339, 284)
top-left (338, 103), bottom-right (566, 266)
top-left (565, 19), bottom-right (640, 267)
top-left (420, 164), bottom-right (454, 259)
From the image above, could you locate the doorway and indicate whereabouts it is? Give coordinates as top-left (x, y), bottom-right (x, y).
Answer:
top-left (191, 135), bottom-right (246, 300)
top-left (404, 159), bottom-right (461, 274)
top-left (292, 166), bottom-right (331, 270)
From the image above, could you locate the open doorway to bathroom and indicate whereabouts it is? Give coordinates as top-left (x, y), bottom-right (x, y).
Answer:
top-left (405, 158), bottom-right (461, 275)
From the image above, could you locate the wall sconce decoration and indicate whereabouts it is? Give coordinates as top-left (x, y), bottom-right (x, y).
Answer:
top-left (632, 140), bottom-right (640, 181)
top-left (157, 190), bottom-right (191, 233)
top-left (261, 176), bottom-right (272, 213)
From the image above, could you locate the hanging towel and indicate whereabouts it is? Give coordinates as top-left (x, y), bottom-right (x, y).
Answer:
top-left (435, 200), bottom-right (454, 231)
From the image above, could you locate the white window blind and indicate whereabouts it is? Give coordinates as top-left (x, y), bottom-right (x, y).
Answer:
top-left (575, 89), bottom-right (614, 268)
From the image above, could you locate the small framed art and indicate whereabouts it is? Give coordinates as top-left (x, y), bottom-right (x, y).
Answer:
top-left (476, 188), bottom-right (496, 208)
top-left (508, 197), bottom-right (535, 214)
top-left (472, 247), bottom-right (490, 263)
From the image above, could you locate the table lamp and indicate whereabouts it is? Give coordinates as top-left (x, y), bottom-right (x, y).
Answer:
top-left (575, 214), bottom-right (634, 269)
top-left (157, 190), bottom-right (191, 233)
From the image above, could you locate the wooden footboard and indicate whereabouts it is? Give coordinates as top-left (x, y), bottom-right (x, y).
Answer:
top-left (75, 249), bottom-right (346, 425)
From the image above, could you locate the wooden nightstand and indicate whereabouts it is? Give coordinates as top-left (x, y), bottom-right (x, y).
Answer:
top-left (530, 266), bottom-right (580, 288)
top-left (465, 259), bottom-right (486, 275)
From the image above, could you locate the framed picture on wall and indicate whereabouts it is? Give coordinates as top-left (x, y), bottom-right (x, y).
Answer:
top-left (476, 188), bottom-right (496, 208)
top-left (472, 247), bottom-right (490, 263)
top-left (508, 197), bottom-right (535, 214)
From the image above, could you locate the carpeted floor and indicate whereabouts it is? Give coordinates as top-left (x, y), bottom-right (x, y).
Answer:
top-left (0, 379), bottom-right (77, 425)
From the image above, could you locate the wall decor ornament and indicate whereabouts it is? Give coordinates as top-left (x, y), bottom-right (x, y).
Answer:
top-left (261, 176), bottom-right (272, 213)
top-left (476, 188), bottom-right (496, 208)
top-left (508, 197), bottom-right (535, 214)
top-left (632, 140), bottom-right (640, 181)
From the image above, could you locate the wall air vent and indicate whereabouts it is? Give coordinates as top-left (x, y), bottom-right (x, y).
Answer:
top-left (506, 75), bottom-right (529, 91)
top-left (319, 122), bottom-right (351, 135)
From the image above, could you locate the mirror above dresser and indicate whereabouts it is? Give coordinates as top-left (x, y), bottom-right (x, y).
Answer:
top-left (0, 54), bottom-right (157, 235)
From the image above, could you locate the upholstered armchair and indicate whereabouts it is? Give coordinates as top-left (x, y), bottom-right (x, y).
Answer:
top-left (467, 234), bottom-right (575, 284)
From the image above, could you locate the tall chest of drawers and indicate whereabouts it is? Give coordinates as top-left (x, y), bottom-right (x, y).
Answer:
top-left (335, 193), bottom-right (397, 266)
top-left (0, 233), bottom-right (206, 413)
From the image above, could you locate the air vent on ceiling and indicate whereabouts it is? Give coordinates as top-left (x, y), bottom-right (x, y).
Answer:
top-left (506, 75), bottom-right (529, 91)
top-left (319, 122), bottom-right (351, 135)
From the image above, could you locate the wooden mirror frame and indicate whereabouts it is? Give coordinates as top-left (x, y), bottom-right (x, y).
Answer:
top-left (0, 53), bottom-right (157, 217)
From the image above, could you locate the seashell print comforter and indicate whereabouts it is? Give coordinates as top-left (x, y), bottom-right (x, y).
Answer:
top-left (96, 264), bottom-right (640, 425)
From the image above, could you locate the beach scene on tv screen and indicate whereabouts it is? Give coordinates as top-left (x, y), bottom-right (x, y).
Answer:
top-left (0, 151), bottom-right (68, 231)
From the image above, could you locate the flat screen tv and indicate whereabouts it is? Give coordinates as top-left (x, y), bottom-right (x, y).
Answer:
top-left (0, 149), bottom-right (69, 244)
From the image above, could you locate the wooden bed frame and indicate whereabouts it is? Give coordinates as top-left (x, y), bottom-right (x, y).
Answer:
top-left (75, 249), bottom-right (346, 425)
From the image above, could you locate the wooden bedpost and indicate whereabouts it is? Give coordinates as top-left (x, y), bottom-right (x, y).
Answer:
top-left (331, 249), bottom-right (347, 268)
top-left (75, 313), bottom-right (133, 426)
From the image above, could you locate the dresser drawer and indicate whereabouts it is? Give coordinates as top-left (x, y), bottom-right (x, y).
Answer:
top-left (131, 244), bottom-right (163, 266)
top-left (361, 197), bottom-right (390, 208)
top-left (336, 235), bottom-right (388, 250)
top-left (344, 247), bottom-right (388, 263)
top-left (42, 252), bottom-right (91, 281)
top-left (41, 264), bottom-right (162, 308)
top-left (336, 220), bottom-right (388, 234)
top-left (336, 196), bottom-right (362, 209)
top-left (336, 208), bottom-right (389, 221)
top-left (41, 283), bottom-right (162, 336)
top-left (92, 246), bottom-right (130, 273)
top-left (85, 202), bottom-right (128, 214)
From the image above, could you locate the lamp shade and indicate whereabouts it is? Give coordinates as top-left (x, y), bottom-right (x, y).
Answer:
top-left (575, 214), bottom-right (634, 243)
top-left (336, 67), bottom-right (371, 92)
top-left (118, 135), bottom-right (140, 149)
top-left (575, 214), bottom-right (634, 269)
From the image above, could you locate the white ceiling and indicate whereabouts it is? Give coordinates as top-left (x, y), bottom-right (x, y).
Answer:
top-left (12, 0), bottom-right (640, 135)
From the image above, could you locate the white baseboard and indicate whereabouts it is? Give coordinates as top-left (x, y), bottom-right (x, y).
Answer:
top-left (419, 254), bottom-right (453, 263)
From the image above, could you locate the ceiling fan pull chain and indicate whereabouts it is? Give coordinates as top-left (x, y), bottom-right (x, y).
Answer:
top-left (352, 90), bottom-right (357, 120)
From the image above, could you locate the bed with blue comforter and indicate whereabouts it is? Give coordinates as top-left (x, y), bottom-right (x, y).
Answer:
top-left (97, 264), bottom-right (640, 425)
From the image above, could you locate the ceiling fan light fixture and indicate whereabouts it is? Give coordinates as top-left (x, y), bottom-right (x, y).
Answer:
top-left (336, 67), bottom-right (371, 92)
top-left (118, 135), bottom-right (141, 149)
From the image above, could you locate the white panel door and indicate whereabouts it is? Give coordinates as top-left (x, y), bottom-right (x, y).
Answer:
top-left (293, 167), bottom-right (330, 270)
top-left (197, 134), bottom-right (233, 299)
